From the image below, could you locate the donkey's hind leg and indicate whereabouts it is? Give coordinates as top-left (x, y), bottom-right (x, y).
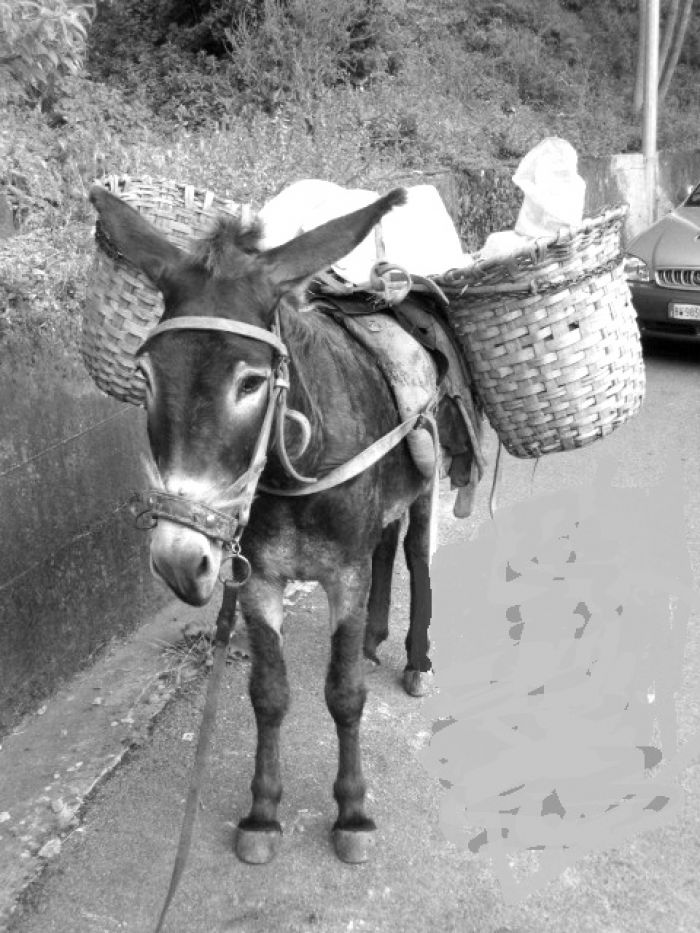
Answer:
top-left (324, 561), bottom-right (376, 863)
top-left (234, 576), bottom-right (289, 864)
top-left (403, 489), bottom-right (433, 698)
top-left (364, 518), bottom-right (401, 667)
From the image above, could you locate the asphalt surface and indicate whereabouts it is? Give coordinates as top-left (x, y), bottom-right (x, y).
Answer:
top-left (3, 337), bottom-right (700, 933)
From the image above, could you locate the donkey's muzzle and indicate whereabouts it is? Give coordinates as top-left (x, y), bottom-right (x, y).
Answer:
top-left (150, 526), bottom-right (221, 607)
top-left (129, 490), bottom-right (230, 605)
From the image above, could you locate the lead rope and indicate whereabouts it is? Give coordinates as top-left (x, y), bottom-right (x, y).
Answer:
top-left (153, 581), bottom-right (240, 933)
top-left (152, 319), bottom-right (289, 932)
top-left (487, 443), bottom-right (540, 518)
top-left (488, 441), bottom-right (504, 519)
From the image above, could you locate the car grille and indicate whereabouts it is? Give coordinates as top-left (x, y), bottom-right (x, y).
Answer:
top-left (656, 268), bottom-right (700, 289)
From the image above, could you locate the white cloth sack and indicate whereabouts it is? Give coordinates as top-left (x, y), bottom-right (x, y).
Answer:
top-left (257, 179), bottom-right (467, 283)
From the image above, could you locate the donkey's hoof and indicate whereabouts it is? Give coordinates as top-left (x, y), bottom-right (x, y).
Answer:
top-left (402, 668), bottom-right (433, 697)
top-left (234, 824), bottom-right (282, 864)
top-left (332, 827), bottom-right (376, 864)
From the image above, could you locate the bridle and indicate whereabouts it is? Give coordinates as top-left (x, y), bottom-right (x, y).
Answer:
top-left (129, 304), bottom-right (438, 583)
top-left (129, 306), bottom-right (294, 581)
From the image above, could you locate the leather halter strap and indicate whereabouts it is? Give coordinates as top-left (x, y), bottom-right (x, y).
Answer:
top-left (259, 407), bottom-right (438, 497)
top-left (137, 315), bottom-right (288, 358)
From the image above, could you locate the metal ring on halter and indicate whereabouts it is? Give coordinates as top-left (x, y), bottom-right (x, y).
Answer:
top-left (134, 508), bottom-right (158, 531)
top-left (218, 551), bottom-right (252, 589)
top-left (127, 493), bottom-right (158, 530)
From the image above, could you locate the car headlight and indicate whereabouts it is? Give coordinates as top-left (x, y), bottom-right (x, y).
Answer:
top-left (623, 256), bottom-right (650, 283)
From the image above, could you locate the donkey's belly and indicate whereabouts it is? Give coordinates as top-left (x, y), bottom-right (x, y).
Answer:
top-left (248, 473), bottom-right (426, 582)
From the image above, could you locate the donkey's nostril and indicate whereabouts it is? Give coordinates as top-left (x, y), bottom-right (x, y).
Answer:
top-left (198, 554), bottom-right (211, 577)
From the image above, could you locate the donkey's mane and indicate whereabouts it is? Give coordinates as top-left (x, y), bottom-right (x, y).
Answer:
top-left (192, 215), bottom-right (265, 277)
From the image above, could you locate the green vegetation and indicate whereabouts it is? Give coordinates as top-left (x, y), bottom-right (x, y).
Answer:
top-left (2, 0), bottom-right (700, 360)
top-left (0, 0), bottom-right (95, 102)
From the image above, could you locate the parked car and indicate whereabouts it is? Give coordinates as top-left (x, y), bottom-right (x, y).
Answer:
top-left (625, 182), bottom-right (700, 342)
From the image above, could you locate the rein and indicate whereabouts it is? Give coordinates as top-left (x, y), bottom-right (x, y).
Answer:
top-left (259, 410), bottom-right (437, 497)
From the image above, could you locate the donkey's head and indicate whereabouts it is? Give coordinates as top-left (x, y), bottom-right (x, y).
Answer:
top-left (90, 184), bottom-right (406, 605)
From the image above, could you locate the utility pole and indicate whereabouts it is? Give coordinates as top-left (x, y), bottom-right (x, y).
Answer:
top-left (642, 0), bottom-right (660, 225)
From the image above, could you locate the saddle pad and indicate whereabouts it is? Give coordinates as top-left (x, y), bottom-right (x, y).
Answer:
top-left (330, 310), bottom-right (439, 479)
top-left (317, 294), bottom-right (486, 516)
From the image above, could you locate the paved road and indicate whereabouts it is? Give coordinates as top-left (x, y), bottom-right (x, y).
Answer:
top-left (6, 338), bottom-right (700, 933)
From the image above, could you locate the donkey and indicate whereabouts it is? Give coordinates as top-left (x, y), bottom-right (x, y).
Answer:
top-left (90, 185), bottom-right (438, 865)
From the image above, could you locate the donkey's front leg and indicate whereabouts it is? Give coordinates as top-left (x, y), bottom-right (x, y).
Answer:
top-left (325, 562), bottom-right (376, 863)
top-left (235, 576), bottom-right (289, 864)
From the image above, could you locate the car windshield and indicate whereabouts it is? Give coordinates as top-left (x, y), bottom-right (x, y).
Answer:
top-left (685, 183), bottom-right (700, 207)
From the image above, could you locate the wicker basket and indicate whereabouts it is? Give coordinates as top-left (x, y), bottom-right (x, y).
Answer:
top-left (82, 176), bottom-right (244, 405)
top-left (437, 205), bottom-right (645, 458)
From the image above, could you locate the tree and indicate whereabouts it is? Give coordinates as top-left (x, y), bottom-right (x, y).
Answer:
top-left (659, 0), bottom-right (694, 100)
top-left (658, 0), bottom-right (680, 76)
top-left (633, 0), bottom-right (694, 112)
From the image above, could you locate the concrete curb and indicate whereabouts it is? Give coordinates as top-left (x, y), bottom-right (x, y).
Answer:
top-left (0, 577), bottom-right (321, 928)
top-left (0, 595), bottom-right (217, 927)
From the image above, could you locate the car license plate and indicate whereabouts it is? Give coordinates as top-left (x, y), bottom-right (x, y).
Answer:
top-left (669, 302), bottom-right (700, 321)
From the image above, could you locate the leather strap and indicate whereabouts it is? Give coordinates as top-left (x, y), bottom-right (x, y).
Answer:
top-left (259, 406), bottom-right (437, 497)
top-left (138, 315), bottom-right (288, 358)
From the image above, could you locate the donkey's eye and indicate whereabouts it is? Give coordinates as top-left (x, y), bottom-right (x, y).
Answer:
top-left (238, 375), bottom-right (266, 398)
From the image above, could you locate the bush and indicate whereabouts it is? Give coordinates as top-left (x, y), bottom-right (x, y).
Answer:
top-left (0, 0), bottom-right (95, 103)
top-left (225, 0), bottom-right (401, 112)
top-left (0, 75), bottom-right (165, 232)
top-left (0, 104), bottom-right (64, 230)
top-left (144, 0), bottom-right (252, 56)
top-left (575, 0), bottom-right (637, 80)
top-left (87, 0), bottom-right (400, 125)
top-left (498, 31), bottom-right (583, 109)
top-left (87, 2), bottom-right (236, 127)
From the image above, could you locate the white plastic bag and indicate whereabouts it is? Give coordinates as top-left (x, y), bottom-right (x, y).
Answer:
top-left (478, 229), bottom-right (530, 262)
top-left (513, 137), bottom-right (586, 238)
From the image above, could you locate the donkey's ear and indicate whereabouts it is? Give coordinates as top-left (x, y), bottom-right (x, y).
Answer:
top-left (263, 188), bottom-right (407, 291)
top-left (89, 186), bottom-right (185, 289)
